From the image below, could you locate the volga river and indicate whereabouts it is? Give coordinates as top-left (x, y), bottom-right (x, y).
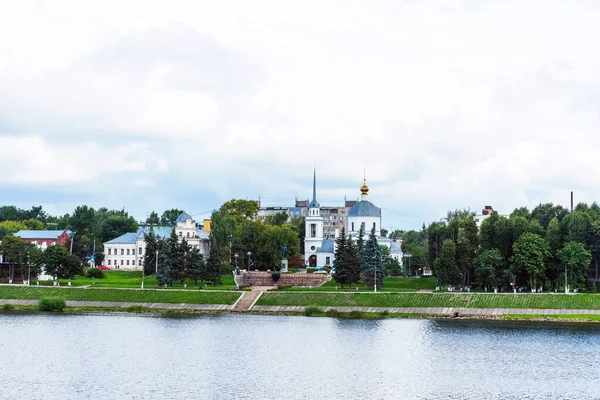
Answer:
top-left (0, 313), bottom-right (598, 399)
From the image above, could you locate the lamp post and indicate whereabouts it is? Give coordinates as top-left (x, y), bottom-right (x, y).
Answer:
top-left (405, 254), bottom-right (412, 276)
top-left (373, 254), bottom-right (377, 293)
top-left (565, 263), bottom-right (568, 294)
top-left (234, 253), bottom-right (239, 268)
top-left (70, 231), bottom-right (76, 254)
top-left (247, 251), bottom-right (251, 271)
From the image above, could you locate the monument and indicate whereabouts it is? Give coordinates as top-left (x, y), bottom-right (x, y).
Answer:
top-left (281, 244), bottom-right (288, 273)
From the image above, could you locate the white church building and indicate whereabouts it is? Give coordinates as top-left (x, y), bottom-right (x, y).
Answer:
top-left (304, 171), bottom-right (402, 268)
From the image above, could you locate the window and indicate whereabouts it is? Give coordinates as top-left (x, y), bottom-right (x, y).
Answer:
top-left (139, 247), bottom-right (143, 254)
top-left (311, 224), bottom-right (316, 238)
top-left (121, 249), bottom-right (124, 255)
top-left (351, 222), bottom-right (355, 231)
top-left (127, 249), bottom-right (130, 256)
top-left (120, 260), bottom-right (124, 265)
top-left (139, 260), bottom-right (142, 266)
top-left (361, 222), bottom-right (365, 231)
top-left (178, 231), bottom-right (182, 237)
top-left (108, 249), bottom-right (112, 255)
top-left (126, 260), bottom-right (129, 266)
top-left (373, 222), bottom-right (376, 231)
top-left (326, 257), bottom-right (330, 265)
top-left (108, 260), bottom-right (111, 265)
top-left (132, 249), bottom-right (136, 255)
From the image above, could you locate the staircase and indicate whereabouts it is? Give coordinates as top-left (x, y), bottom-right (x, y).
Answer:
top-left (234, 287), bottom-right (271, 311)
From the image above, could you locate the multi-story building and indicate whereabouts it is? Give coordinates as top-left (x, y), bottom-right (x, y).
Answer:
top-left (13, 230), bottom-right (72, 250)
top-left (103, 212), bottom-right (210, 271)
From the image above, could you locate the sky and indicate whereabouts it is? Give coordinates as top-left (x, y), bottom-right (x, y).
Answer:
top-left (1, 0), bottom-right (600, 231)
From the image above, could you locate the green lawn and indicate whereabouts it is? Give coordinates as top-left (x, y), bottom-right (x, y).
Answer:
top-left (42, 270), bottom-right (237, 290)
top-left (0, 286), bottom-right (241, 304)
top-left (256, 292), bottom-right (600, 309)
top-left (282, 276), bottom-right (437, 292)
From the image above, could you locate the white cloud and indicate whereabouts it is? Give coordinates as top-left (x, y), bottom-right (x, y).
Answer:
top-left (1, 0), bottom-right (600, 228)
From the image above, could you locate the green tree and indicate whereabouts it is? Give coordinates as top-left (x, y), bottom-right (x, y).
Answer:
top-left (361, 227), bottom-right (383, 289)
top-left (59, 253), bottom-right (84, 284)
top-left (473, 249), bottom-right (507, 291)
top-left (557, 241), bottom-right (592, 291)
top-left (380, 245), bottom-right (401, 276)
top-left (44, 244), bottom-right (70, 281)
top-left (99, 215), bottom-right (138, 244)
top-left (0, 221), bottom-right (28, 236)
top-left (561, 211), bottom-right (591, 246)
top-left (531, 203), bottom-right (569, 229)
top-left (22, 218), bottom-right (46, 230)
top-left (0, 235), bottom-right (27, 282)
top-left (510, 233), bottom-right (550, 290)
top-left (146, 211), bottom-right (160, 224)
top-left (427, 221), bottom-right (448, 267)
top-left (333, 228), bottom-right (354, 287)
top-left (143, 230), bottom-right (159, 275)
top-left (256, 224), bottom-right (300, 269)
top-left (434, 239), bottom-right (461, 287)
top-left (545, 217), bottom-right (564, 289)
top-left (160, 209), bottom-right (185, 225)
top-left (188, 247), bottom-right (205, 285)
top-left (265, 212), bottom-right (288, 226)
top-left (219, 199), bottom-right (260, 224)
top-left (204, 239), bottom-right (222, 285)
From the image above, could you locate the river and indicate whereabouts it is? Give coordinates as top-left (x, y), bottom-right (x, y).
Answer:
top-left (1, 313), bottom-right (598, 399)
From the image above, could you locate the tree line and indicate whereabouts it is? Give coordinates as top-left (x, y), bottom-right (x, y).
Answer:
top-left (426, 203), bottom-right (599, 292)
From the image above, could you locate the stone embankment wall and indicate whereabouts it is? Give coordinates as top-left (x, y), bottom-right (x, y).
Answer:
top-left (242, 272), bottom-right (328, 287)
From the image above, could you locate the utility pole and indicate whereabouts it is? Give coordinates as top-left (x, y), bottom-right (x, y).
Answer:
top-left (155, 249), bottom-right (158, 274)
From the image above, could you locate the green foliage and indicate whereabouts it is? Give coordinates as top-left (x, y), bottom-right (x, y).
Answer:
top-left (306, 267), bottom-right (317, 274)
top-left (473, 249), bottom-right (510, 290)
top-left (256, 224), bottom-right (300, 269)
top-left (557, 241), bottom-right (592, 288)
top-left (219, 199), bottom-right (260, 224)
top-left (434, 239), bottom-right (461, 286)
top-left (38, 297), bottom-right (66, 312)
top-left (59, 253), bottom-right (84, 280)
top-left (204, 239), bottom-right (223, 285)
top-left (159, 209), bottom-right (186, 225)
top-left (510, 232), bottom-right (551, 289)
top-left (146, 211), bottom-right (159, 224)
top-left (304, 306), bottom-right (323, 316)
top-left (3, 304), bottom-right (15, 311)
top-left (531, 203), bottom-right (569, 229)
top-left (361, 227), bottom-right (384, 288)
top-left (99, 215), bottom-right (138, 244)
top-left (86, 268), bottom-right (106, 279)
top-left (349, 310), bottom-right (363, 318)
top-left (265, 212), bottom-right (288, 226)
top-left (43, 244), bottom-right (70, 280)
top-left (0, 221), bottom-right (28, 236)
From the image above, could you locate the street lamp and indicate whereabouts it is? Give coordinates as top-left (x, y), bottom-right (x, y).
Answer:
top-left (405, 254), bottom-right (413, 276)
top-left (234, 253), bottom-right (239, 273)
top-left (373, 254), bottom-right (377, 293)
top-left (70, 231), bottom-right (77, 254)
top-left (247, 251), bottom-right (251, 271)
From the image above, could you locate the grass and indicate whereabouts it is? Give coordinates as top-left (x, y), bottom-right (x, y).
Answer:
top-left (0, 286), bottom-right (241, 305)
top-left (256, 292), bottom-right (600, 309)
top-left (282, 276), bottom-right (437, 292)
top-left (38, 270), bottom-right (238, 290)
top-left (502, 314), bottom-right (600, 322)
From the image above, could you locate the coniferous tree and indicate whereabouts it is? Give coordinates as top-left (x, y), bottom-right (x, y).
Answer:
top-left (360, 227), bottom-right (383, 289)
top-left (346, 239), bottom-right (362, 287)
top-left (188, 247), bottom-right (204, 285)
top-left (333, 228), bottom-right (350, 287)
top-left (357, 226), bottom-right (365, 261)
top-left (204, 239), bottom-right (222, 285)
top-left (143, 230), bottom-right (159, 276)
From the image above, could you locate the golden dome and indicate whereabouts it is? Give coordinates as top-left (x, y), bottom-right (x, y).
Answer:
top-left (360, 178), bottom-right (369, 194)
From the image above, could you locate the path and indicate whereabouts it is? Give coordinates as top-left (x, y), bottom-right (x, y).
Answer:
top-left (0, 299), bottom-right (233, 311)
top-left (251, 305), bottom-right (600, 316)
top-left (233, 286), bottom-right (275, 311)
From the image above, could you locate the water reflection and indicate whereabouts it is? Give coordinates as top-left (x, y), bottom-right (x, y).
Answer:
top-left (0, 314), bottom-right (598, 399)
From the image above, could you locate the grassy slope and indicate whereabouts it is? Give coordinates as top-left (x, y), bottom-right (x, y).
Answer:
top-left (0, 286), bottom-right (241, 304)
top-left (283, 276), bottom-right (437, 292)
top-left (256, 292), bottom-right (600, 309)
top-left (45, 271), bottom-right (237, 290)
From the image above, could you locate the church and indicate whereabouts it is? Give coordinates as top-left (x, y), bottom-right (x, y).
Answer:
top-left (304, 170), bottom-right (402, 268)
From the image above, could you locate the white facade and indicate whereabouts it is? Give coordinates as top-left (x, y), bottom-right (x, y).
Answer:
top-left (304, 170), bottom-right (326, 267)
top-left (103, 213), bottom-right (210, 271)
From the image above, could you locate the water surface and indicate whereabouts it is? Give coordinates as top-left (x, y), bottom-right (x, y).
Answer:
top-left (1, 313), bottom-right (598, 399)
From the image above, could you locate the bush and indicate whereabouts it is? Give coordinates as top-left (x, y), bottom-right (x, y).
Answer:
top-left (39, 297), bottom-right (66, 312)
top-left (322, 266), bottom-right (332, 273)
top-left (3, 304), bottom-right (15, 311)
top-left (277, 285), bottom-right (291, 290)
top-left (306, 268), bottom-right (317, 274)
top-left (304, 306), bottom-right (322, 316)
top-left (86, 268), bottom-right (105, 279)
top-left (220, 262), bottom-right (234, 276)
top-left (380, 310), bottom-right (390, 317)
top-left (325, 309), bottom-right (342, 318)
top-left (349, 310), bottom-right (363, 319)
top-left (127, 305), bottom-right (146, 313)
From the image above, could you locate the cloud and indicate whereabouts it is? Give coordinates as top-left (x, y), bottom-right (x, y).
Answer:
top-left (1, 0), bottom-right (600, 229)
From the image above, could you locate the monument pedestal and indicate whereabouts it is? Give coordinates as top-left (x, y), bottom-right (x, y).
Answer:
top-left (281, 259), bottom-right (288, 273)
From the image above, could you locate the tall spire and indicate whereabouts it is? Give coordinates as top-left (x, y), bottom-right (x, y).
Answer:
top-left (360, 168), bottom-right (369, 195)
top-left (309, 168), bottom-right (320, 208)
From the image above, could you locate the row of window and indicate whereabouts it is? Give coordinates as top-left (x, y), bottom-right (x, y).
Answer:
top-left (107, 259), bottom-right (142, 266)
top-left (350, 222), bottom-right (376, 231)
top-left (107, 247), bottom-right (144, 256)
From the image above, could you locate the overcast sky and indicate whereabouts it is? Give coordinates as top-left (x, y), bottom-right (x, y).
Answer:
top-left (1, 0), bottom-right (599, 230)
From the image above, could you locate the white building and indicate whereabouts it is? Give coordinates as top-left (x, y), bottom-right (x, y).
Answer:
top-left (303, 171), bottom-right (402, 268)
top-left (103, 212), bottom-right (210, 270)
top-left (474, 205), bottom-right (509, 228)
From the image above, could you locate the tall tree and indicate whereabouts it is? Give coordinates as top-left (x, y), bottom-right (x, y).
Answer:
top-left (557, 241), bottom-right (592, 291)
top-left (531, 203), bottom-right (569, 229)
top-left (510, 233), bottom-right (550, 290)
top-left (473, 249), bottom-right (507, 291)
top-left (146, 211), bottom-right (160, 224)
top-left (59, 253), bottom-right (84, 284)
top-left (546, 217), bottom-right (564, 289)
top-left (434, 239), bottom-right (461, 287)
top-left (220, 199), bottom-right (260, 224)
top-left (204, 239), bottom-right (222, 285)
top-left (361, 227), bottom-right (383, 289)
top-left (160, 209), bottom-right (185, 225)
top-left (333, 228), bottom-right (350, 287)
top-left (44, 244), bottom-right (70, 281)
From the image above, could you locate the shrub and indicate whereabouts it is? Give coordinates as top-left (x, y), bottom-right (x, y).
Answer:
top-left (86, 268), bottom-right (105, 279)
top-left (220, 262), bottom-right (234, 276)
top-left (322, 266), bottom-right (332, 273)
top-left (380, 310), bottom-right (390, 317)
top-left (349, 310), bottom-right (363, 319)
top-left (325, 309), bottom-right (342, 318)
top-left (127, 305), bottom-right (146, 313)
top-left (304, 306), bottom-right (322, 316)
top-left (3, 304), bottom-right (15, 311)
top-left (39, 297), bottom-right (66, 312)
top-left (306, 268), bottom-right (317, 274)
top-left (277, 285), bottom-right (291, 290)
